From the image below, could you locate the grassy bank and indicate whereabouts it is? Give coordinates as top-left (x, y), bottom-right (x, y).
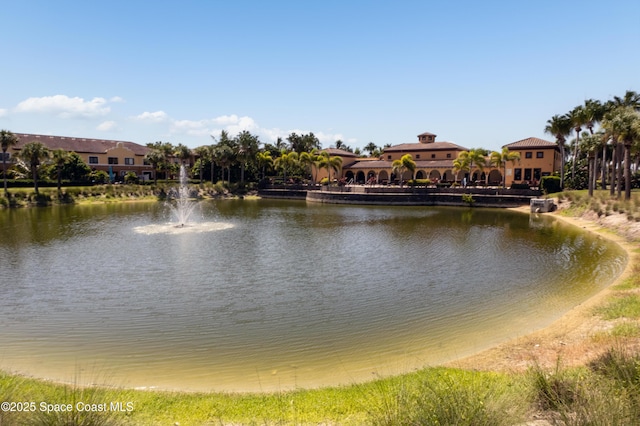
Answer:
top-left (0, 181), bottom-right (250, 208)
top-left (1, 190), bottom-right (640, 425)
top-left (4, 349), bottom-right (640, 425)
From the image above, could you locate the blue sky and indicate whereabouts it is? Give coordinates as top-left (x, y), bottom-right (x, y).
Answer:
top-left (1, 0), bottom-right (638, 152)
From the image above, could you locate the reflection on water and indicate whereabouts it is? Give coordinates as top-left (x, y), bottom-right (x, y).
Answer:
top-left (0, 200), bottom-right (627, 391)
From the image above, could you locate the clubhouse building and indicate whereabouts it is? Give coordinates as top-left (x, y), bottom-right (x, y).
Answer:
top-left (335, 132), bottom-right (561, 187)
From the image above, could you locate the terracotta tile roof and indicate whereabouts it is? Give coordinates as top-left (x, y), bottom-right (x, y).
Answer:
top-left (344, 159), bottom-right (456, 169)
top-left (12, 133), bottom-right (150, 156)
top-left (503, 137), bottom-right (558, 149)
top-left (345, 160), bottom-right (392, 169)
top-left (324, 148), bottom-right (357, 157)
top-left (384, 141), bottom-right (468, 152)
top-left (417, 131), bottom-right (437, 136)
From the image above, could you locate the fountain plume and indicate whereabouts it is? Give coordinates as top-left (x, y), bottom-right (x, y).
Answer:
top-left (169, 165), bottom-right (197, 226)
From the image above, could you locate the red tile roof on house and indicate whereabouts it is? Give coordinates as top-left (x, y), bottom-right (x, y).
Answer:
top-left (503, 137), bottom-right (558, 149)
top-left (346, 160), bottom-right (392, 169)
top-left (324, 148), bottom-right (357, 157)
top-left (417, 131), bottom-right (437, 136)
top-left (345, 159), bottom-right (455, 169)
top-left (384, 141), bottom-right (468, 152)
top-left (12, 133), bottom-right (150, 156)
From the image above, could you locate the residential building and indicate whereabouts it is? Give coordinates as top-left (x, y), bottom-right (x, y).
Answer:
top-left (7, 133), bottom-right (154, 181)
top-left (502, 137), bottom-right (562, 187)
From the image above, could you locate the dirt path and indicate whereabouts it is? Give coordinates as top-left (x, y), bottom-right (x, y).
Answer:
top-left (446, 205), bottom-right (640, 373)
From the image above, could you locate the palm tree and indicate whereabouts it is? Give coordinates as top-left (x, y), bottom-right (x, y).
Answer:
top-left (393, 154), bottom-right (416, 185)
top-left (580, 132), bottom-right (604, 197)
top-left (602, 107), bottom-right (640, 200)
top-left (216, 144), bottom-right (235, 185)
top-left (19, 141), bottom-right (50, 195)
top-left (235, 131), bottom-right (259, 184)
top-left (208, 142), bottom-right (219, 184)
top-left (144, 149), bottom-right (166, 185)
top-left (317, 151), bottom-right (342, 184)
top-left (468, 149), bottom-right (487, 184)
top-left (51, 148), bottom-right (69, 195)
top-left (489, 147), bottom-right (520, 188)
top-left (569, 105), bottom-right (588, 181)
top-left (452, 154), bottom-right (469, 184)
top-left (455, 149), bottom-right (485, 185)
top-left (274, 150), bottom-right (298, 183)
top-left (364, 142), bottom-right (378, 157)
top-left (583, 99), bottom-right (607, 189)
top-left (147, 141), bottom-right (174, 182)
top-left (391, 158), bottom-right (406, 186)
top-left (256, 151), bottom-right (274, 180)
top-left (174, 143), bottom-right (192, 166)
top-left (612, 90), bottom-right (640, 111)
top-left (298, 150), bottom-right (316, 183)
top-left (193, 146), bottom-right (210, 185)
top-left (544, 114), bottom-right (572, 189)
top-left (1, 129), bottom-right (20, 196)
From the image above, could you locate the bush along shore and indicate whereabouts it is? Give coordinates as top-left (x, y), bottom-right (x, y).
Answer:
top-left (0, 181), bottom-right (255, 208)
top-left (0, 190), bottom-right (639, 425)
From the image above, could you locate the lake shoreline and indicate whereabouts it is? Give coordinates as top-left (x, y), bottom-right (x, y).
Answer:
top-left (446, 203), bottom-right (640, 373)
top-left (1, 195), bottom-right (639, 393)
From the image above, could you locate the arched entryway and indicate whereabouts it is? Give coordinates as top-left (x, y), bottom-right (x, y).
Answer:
top-left (356, 171), bottom-right (365, 183)
top-left (415, 170), bottom-right (425, 179)
top-left (429, 170), bottom-right (441, 181)
top-left (378, 170), bottom-right (389, 184)
top-left (488, 169), bottom-right (502, 185)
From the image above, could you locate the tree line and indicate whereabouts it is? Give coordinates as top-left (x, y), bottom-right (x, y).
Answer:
top-left (544, 90), bottom-right (640, 200)
top-left (144, 131), bottom-right (344, 186)
top-left (2, 90), bottom-right (638, 198)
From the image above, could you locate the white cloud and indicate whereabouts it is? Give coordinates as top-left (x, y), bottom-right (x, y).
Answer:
top-left (97, 120), bottom-right (118, 131)
top-left (132, 111), bottom-right (169, 123)
top-left (171, 119), bottom-right (211, 137)
top-left (128, 109), bottom-right (354, 148)
top-left (110, 96), bottom-right (125, 103)
top-left (15, 95), bottom-right (111, 118)
top-left (0, 108), bottom-right (7, 117)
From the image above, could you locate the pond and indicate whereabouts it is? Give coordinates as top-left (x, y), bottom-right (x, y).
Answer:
top-left (0, 200), bottom-right (627, 391)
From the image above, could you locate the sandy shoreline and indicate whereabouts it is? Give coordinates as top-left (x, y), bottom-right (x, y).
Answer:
top-left (446, 205), bottom-right (640, 373)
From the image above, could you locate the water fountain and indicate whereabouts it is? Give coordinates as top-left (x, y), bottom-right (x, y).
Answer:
top-left (132, 164), bottom-right (234, 235)
top-left (168, 164), bottom-right (198, 227)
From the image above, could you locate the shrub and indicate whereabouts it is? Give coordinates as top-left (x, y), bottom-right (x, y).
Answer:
top-left (408, 179), bottom-right (431, 187)
top-left (510, 183), bottom-right (531, 190)
top-left (541, 176), bottom-right (562, 194)
top-left (462, 194), bottom-right (475, 206)
top-left (124, 172), bottom-right (138, 184)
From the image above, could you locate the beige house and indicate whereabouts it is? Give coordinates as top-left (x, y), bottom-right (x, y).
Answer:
top-left (341, 132), bottom-right (470, 184)
top-left (337, 132), bottom-right (560, 186)
top-left (7, 133), bottom-right (154, 181)
top-left (501, 137), bottom-right (562, 187)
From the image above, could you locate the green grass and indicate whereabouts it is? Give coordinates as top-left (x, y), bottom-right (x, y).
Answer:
top-left (597, 294), bottom-right (640, 320)
top-left (0, 368), bottom-right (529, 425)
top-left (7, 355), bottom-right (640, 425)
top-left (610, 322), bottom-right (640, 338)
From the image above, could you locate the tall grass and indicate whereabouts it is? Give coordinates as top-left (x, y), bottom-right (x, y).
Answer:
top-left (527, 348), bottom-right (640, 425)
top-left (364, 369), bottom-right (526, 425)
